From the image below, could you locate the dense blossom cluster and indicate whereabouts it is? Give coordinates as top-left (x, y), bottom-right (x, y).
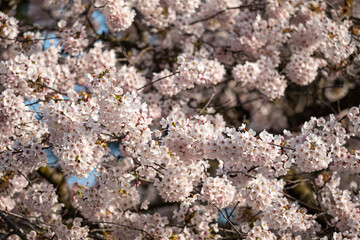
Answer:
top-left (160, 112), bottom-right (216, 161)
top-left (136, 0), bottom-right (177, 29)
top-left (201, 176), bottom-right (236, 209)
top-left (1, 141), bottom-right (47, 174)
top-left (173, 204), bottom-right (219, 239)
top-left (319, 18), bottom-right (355, 65)
top-left (87, 69), bottom-right (152, 155)
top-left (0, 12), bottom-right (18, 47)
top-left (0, 90), bottom-right (32, 150)
top-left (174, 56), bottom-right (226, 91)
top-left (154, 163), bottom-right (195, 202)
top-left (115, 65), bottom-right (146, 92)
top-left (73, 163), bottom-right (140, 223)
top-left (171, 0), bottom-right (201, 14)
top-left (99, 0), bottom-right (136, 32)
top-left (0, 46), bottom-right (74, 98)
top-left (54, 218), bottom-right (89, 240)
top-left (285, 53), bottom-right (327, 85)
top-left (155, 159), bottom-right (206, 203)
top-left (233, 56), bottom-right (287, 100)
top-left (285, 115), bottom-right (350, 173)
top-left (1, 0), bottom-right (360, 239)
top-left (43, 99), bottom-right (107, 178)
top-left (318, 174), bottom-right (360, 239)
top-left (68, 41), bottom-right (117, 85)
top-left (23, 182), bottom-right (62, 215)
top-left (348, 106), bottom-right (360, 133)
top-left (153, 69), bottom-right (179, 96)
top-left (58, 21), bottom-right (89, 56)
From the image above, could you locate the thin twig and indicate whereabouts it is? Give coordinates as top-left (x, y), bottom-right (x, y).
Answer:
top-left (199, 86), bottom-right (216, 114)
top-left (190, 4), bottom-right (265, 25)
top-left (268, 143), bottom-right (295, 151)
top-left (137, 71), bottom-right (180, 91)
top-left (229, 201), bottom-right (240, 218)
top-left (282, 192), bottom-right (322, 212)
top-left (0, 210), bottom-right (28, 240)
top-left (0, 35), bottom-right (58, 42)
top-left (32, 82), bottom-right (67, 95)
top-left (212, 204), bottom-right (242, 236)
top-left (91, 221), bottom-right (153, 239)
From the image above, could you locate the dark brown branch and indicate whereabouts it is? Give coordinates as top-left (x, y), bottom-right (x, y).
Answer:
top-left (0, 210), bottom-right (28, 240)
top-left (137, 71), bottom-right (180, 91)
top-left (224, 170), bottom-right (257, 179)
top-left (32, 82), bottom-right (67, 96)
top-left (212, 203), bottom-right (243, 236)
top-left (189, 4), bottom-right (265, 25)
top-left (90, 221), bottom-right (154, 239)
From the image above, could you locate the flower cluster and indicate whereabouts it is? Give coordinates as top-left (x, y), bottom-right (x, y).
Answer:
top-left (1, 142), bottom-right (47, 174)
top-left (1, 1), bottom-right (360, 239)
top-left (136, 0), bottom-right (176, 29)
top-left (320, 174), bottom-right (360, 237)
top-left (173, 204), bottom-right (220, 239)
top-left (174, 56), bottom-right (225, 91)
top-left (98, 166), bottom-right (140, 211)
top-left (289, 18), bottom-right (322, 54)
top-left (347, 106), bottom-right (360, 133)
top-left (170, 0), bottom-right (201, 14)
top-left (285, 115), bottom-right (349, 172)
top-left (111, 212), bottom-right (173, 239)
top-left (154, 160), bottom-right (206, 203)
top-left (245, 222), bottom-right (277, 240)
top-left (155, 164), bottom-right (194, 202)
top-left (207, 126), bottom-right (289, 179)
top-left (160, 112), bottom-right (216, 161)
top-left (23, 182), bottom-right (63, 215)
top-left (100, 0), bottom-right (136, 32)
top-left (0, 46), bottom-right (70, 98)
top-left (54, 218), bottom-right (89, 240)
top-left (263, 197), bottom-right (317, 232)
top-left (115, 65), bottom-right (146, 92)
top-left (320, 18), bottom-right (355, 65)
top-left (87, 69), bottom-right (152, 155)
top-left (285, 53), bottom-right (326, 85)
top-left (291, 133), bottom-right (331, 172)
top-left (0, 11), bottom-right (19, 47)
top-left (239, 174), bottom-right (317, 233)
top-left (43, 99), bottom-right (107, 178)
top-left (58, 21), bottom-right (89, 56)
top-left (0, 172), bottom-right (28, 197)
top-left (73, 164), bottom-right (140, 222)
top-left (241, 174), bottom-right (283, 211)
top-left (233, 56), bottom-right (287, 100)
top-left (201, 176), bottom-right (236, 208)
top-left (232, 61), bottom-right (261, 90)
top-left (153, 69), bottom-right (179, 96)
top-left (0, 89), bottom-right (32, 150)
top-left (69, 41), bottom-right (116, 85)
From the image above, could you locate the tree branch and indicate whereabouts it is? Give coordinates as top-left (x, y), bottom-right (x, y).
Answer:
top-left (0, 210), bottom-right (28, 240)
